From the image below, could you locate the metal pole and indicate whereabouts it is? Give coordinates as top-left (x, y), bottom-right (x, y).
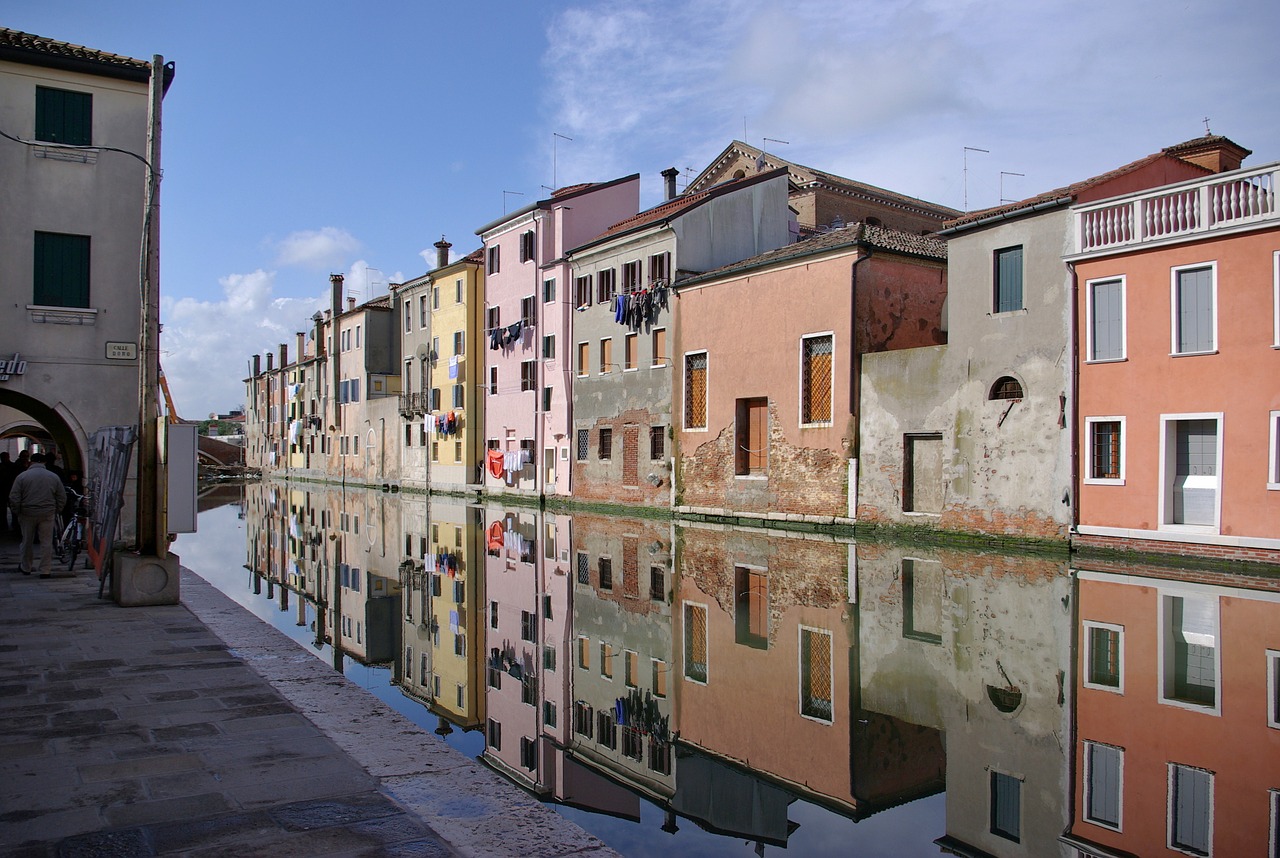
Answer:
top-left (137, 55), bottom-right (165, 557)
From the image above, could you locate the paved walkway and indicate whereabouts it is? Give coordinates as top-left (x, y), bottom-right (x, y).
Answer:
top-left (0, 530), bottom-right (617, 857)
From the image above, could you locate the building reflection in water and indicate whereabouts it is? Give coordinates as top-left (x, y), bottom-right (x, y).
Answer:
top-left (231, 482), bottom-right (1280, 856)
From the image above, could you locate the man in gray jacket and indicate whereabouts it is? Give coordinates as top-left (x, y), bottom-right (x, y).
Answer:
top-left (9, 453), bottom-right (67, 578)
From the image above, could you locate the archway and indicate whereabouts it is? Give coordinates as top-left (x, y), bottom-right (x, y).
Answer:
top-left (0, 389), bottom-right (88, 474)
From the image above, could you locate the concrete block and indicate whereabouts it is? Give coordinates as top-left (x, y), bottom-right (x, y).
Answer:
top-left (113, 551), bottom-right (181, 606)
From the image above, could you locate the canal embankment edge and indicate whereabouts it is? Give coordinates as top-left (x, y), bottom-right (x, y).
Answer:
top-left (178, 566), bottom-right (622, 858)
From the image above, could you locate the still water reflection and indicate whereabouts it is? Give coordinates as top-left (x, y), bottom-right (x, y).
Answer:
top-left (176, 481), bottom-right (1280, 857)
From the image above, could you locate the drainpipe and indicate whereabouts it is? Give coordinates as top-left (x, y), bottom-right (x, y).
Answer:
top-left (849, 245), bottom-right (872, 458)
top-left (1066, 261), bottom-right (1080, 537)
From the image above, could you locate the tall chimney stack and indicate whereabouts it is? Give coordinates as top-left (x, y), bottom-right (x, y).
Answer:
top-left (253, 354), bottom-right (261, 376)
top-left (661, 167), bottom-right (680, 201)
top-left (330, 274), bottom-right (344, 316)
top-left (265, 352), bottom-right (273, 371)
top-left (435, 235), bottom-right (452, 270)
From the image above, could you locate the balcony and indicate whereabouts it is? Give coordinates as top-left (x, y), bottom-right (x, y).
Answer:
top-left (399, 392), bottom-right (431, 417)
top-left (1074, 162), bottom-right (1278, 255)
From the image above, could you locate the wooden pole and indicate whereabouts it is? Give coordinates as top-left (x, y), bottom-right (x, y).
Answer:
top-left (137, 55), bottom-right (165, 557)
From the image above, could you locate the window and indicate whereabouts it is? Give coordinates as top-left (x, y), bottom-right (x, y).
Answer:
top-left (574, 702), bottom-right (593, 737)
top-left (1172, 264), bottom-right (1216, 355)
top-left (1084, 622), bottom-right (1124, 692)
top-left (600, 642), bottom-right (613, 679)
top-left (799, 627), bottom-right (833, 721)
top-left (452, 383), bottom-right (464, 408)
top-left (652, 328), bottom-right (667, 367)
top-left (519, 230), bottom-right (535, 263)
top-left (576, 429), bottom-right (588, 461)
top-left (521, 295), bottom-right (536, 327)
top-left (598, 428), bottom-right (612, 460)
top-left (453, 331), bottom-right (464, 355)
top-left (599, 556), bottom-right (613, 590)
top-left (801, 334), bottom-right (834, 424)
top-left (542, 334), bottom-right (555, 359)
top-left (649, 566), bottom-right (664, 602)
top-left (453, 632), bottom-right (466, 656)
top-left (542, 386), bottom-right (552, 412)
top-left (575, 275), bottom-right (592, 308)
top-left (521, 360), bottom-right (536, 392)
top-left (1162, 594), bottom-right (1218, 711)
top-left (684, 352), bottom-right (708, 429)
top-left (1270, 650), bottom-right (1280, 729)
top-left (624, 650), bottom-right (639, 688)
top-left (1086, 418), bottom-right (1124, 483)
top-left (431, 336), bottom-right (440, 360)
top-left (577, 342), bottom-right (589, 377)
top-left (1270, 412), bottom-right (1280, 490)
top-left (1084, 741), bottom-right (1123, 830)
top-left (902, 559), bottom-right (943, 644)
top-left (735, 398), bottom-right (768, 476)
top-left (599, 339), bottom-right (613, 374)
top-left (598, 268), bottom-right (616, 304)
top-left (597, 711), bottom-right (617, 750)
top-left (1274, 251), bottom-right (1280, 348)
top-left (429, 387), bottom-right (441, 410)
top-left (420, 296), bottom-right (429, 328)
top-left (489, 601), bottom-right (498, 630)
top-left (577, 635), bottom-right (590, 670)
top-left (453, 579), bottom-right (466, 604)
top-left (35, 86), bottom-right (92, 145)
top-left (650, 425), bottom-right (665, 460)
top-left (1162, 416), bottom-right (1221, 529)
top-left (543, 700), bottom-right (557, 728)
top-left (543, 278), bottom-right (556, 303)
top-left (432, 287), bottom-right (439, 310)
top-left (521, 672), bottom-right (538, 706)
top-left (33, 232), bottom-right (90, 308)
top-left (486, 305), bottom-right (501, 331)
top-left (990, 376), bottom-right (1024, 400)
top-left (1088, 277), bottom-right (1126, 361)
top-left (576, 551), bottom-right (589, 585)
top-left (520, 736), bottom-right (537, 771)
top-left (648, 251), bottom-right (670, 284)
top-left (994, 246), bottom-right (1024, 313)
top-left (521, 610), bottom-right (536, 642)
top-left (624, 333), bottom-right (637, 370)
top-left (622, 260), bottom-right (642, 293)
top-left (684, 602), bottom-right (708, 683)
top-left (488, 367), bottom-right (497, 396)
top-left (652, 659), bottom-right (668, 697)
top-left (487, 245), bottom-right (500, 274)
top-left (735, 567), bottom-right (768, 649)
top-left (543, 644), bottom-right (556, 673)
top-left (456, 279), bottom-right (464, 304)
top-left (403, 301), bottom-right (412, 333)
top-left (1168, 764), bottom-right (1212, 856)
top-left (487, 719), bottom-right (501, 751)
top-left (622, 725), bottom-right (643, 760)
top-left (990, 771), bottom-right (1022, 843)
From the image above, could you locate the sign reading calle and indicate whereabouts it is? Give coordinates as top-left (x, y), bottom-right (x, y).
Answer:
top-left (0, 354), bottom-right (27, 382)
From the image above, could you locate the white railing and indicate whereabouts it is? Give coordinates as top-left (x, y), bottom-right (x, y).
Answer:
top-left (1075, 163), bottom-right (1279, 253)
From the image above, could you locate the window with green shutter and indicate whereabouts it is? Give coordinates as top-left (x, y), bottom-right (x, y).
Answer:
top-left (35, 86), bottom-right (92, 146)
top-left (34, 232), bottom-right (91, 308)
top-left (994, 246), bottom-right (1024, 313)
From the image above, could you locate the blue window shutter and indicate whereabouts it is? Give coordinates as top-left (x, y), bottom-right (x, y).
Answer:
top-left (995, 247), bottom-right (1023, 313)
top-left (1177, 268), bottom-right (1214, 353)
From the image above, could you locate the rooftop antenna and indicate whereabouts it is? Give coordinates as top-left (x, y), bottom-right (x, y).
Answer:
top-left (963, 146), bottom-right (990, 210)
top-left (759, 137), bottom-right (789, 171)
top-left (999, 171), bottom-right (1025, 204)
top-left (550, 132), bottom-right (573, 191)
top-left (502, 190), bottom-right (525, 215)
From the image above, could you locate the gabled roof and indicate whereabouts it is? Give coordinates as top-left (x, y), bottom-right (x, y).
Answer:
top-left (0, 27), bottom-right (173, 91)
top-left (688, 140), bottom-right (960, 220)
top-left (567, 167), bottom-right (790, 256)
top-left (475, 173), bottom-right (640, 236)
top-left (678, 222), bottom-right (945, 289)
top-left (940, 134), bottom-right (1249, 233)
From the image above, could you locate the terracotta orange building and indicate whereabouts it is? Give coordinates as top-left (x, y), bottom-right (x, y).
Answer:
top-left (1068, 152), bottom-right (1280, 564)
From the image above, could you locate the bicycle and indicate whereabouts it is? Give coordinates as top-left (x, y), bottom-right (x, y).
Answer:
top-left (56, 490), bottom-right (90, 571)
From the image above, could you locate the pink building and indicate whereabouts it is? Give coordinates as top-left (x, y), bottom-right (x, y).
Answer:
top-left (674, 223), bottom-right (947, 520)
top-left (1069, 155), bottom-right (1280, 564)
top-left (477, 177), bottom-right (639, 497)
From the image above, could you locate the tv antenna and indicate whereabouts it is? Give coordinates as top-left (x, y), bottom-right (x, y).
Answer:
top-left (963, 146), bottom-right (990, 210)
top-left (551, 132), bottom-right (573, 191)
top-left (502, 190), bottom-right (525, 214)
top-left (1000, 171), bottom-right (1025, 204)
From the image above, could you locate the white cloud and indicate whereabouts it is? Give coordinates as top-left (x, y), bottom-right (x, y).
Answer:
top-left (274, 227), bottom-right (361, 269)
top-left (161, 270), bottom-right (326, 418)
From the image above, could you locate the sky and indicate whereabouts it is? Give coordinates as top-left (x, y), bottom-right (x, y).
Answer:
top-left (6, 0), bottom-right (1279, 417)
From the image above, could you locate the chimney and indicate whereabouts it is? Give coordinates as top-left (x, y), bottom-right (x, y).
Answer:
top-left (661, 167), bottom-right (680, 201)
top-left (330, 273), bottom-right (344, 316)
top-left (434, 236), bottom-right (452, 269)
top-left (296, 332), bottom-right (305, 361)
top-left (253, 354), bottom-right (261, 376)
top-left (279, 343), bottom-right (288, 368)
top-left (265, 352), bottom-right (273, 371)
top-left (1164, 135), bottom-right (1252, 173)
top-left (347, 297), bottom-right (356, 311)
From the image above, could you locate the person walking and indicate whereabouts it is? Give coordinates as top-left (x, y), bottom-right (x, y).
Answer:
top-left (0, 452), bottom-right (15, 533)
top-left (9, 453), bottom-right (66, 578)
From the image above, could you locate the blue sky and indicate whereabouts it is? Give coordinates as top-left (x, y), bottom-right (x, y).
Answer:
top-left (6, 1), bottom-right (1278, 416)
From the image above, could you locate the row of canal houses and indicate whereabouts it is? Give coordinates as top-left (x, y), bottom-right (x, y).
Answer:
top-left (244, 481), bottom-right (1280, 856)
top-left (244, 135), bottom-right (1280, 565)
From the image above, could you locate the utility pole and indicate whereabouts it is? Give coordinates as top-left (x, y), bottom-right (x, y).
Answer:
top-left (137, 54), bottom-right (165, 558)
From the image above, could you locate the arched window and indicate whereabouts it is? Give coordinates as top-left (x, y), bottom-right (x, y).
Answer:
top-left (865, 216), bottom-right (882, 227)
top-left (990, 376), bottom-right (1024, 401)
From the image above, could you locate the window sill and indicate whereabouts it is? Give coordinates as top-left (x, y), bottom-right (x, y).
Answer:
top-left (1083, 478), bottom-right (1125, 486)
top-left (799, 421), bottom-right (834, 429)
top-left (1084, 357), bottom-right (1127, 365)
top-left (1082, 680), bottom-right (1125, 695)
top-left (989, 308), bottom-right (1028, 318)
top-left (28, 305), bottom-right (97, 325)
top-left (1158, 523), bottom-right (1220, 536)
top-left (734, 474), bottom-right (767, 480)
top-left (1169, 349), bottom-right (1218, 358)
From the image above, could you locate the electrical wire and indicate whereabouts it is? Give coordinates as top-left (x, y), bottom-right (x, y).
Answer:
top-left (0, 124), bottom-right (157, 172)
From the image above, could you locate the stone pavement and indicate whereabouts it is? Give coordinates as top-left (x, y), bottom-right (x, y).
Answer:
top-left (0, 530), bottom-right (619, 858)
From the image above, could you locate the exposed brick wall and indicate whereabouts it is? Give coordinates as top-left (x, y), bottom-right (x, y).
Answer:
top-left (572, 512), bottom-right (672, 617)
top-left (857, 501), bottom-right (1069, 541)
top-left (572, 408), bottom-right (671, 508)
top-left (678, 402), bottom-right (847, 517)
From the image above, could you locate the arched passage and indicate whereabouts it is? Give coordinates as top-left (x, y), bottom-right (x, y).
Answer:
top-left (0, 389), bottom-right (88, 474)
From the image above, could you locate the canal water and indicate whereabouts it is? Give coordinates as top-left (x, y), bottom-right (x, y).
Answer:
top-left (175, 481), bottom-right (1280, 858)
